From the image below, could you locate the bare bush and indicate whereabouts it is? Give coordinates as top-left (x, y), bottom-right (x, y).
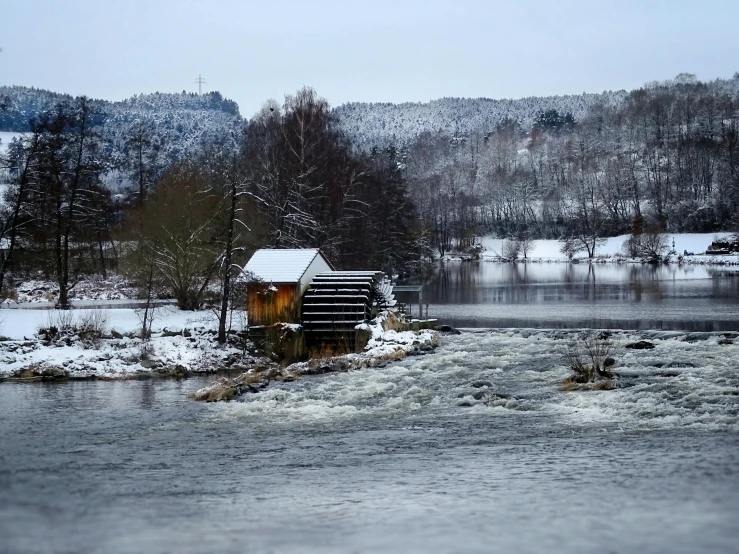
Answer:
top-left (625, 226), bottom-right (668, 261)
top-left (519, 234), bottom-right (536, 260)
top-left (623, 234), bottom-right (641, 258)
top-left (78, 309), bottom-right (110, 336)
top-left (560, 238), bottom-right (577, 260)
top-left (36, 308), bottom-right (111, 347)
top-left (38, 309), bottom-right (76, 339)
top-left (502, 239), bottom-right (521, 261)
top-left (139, 341), bottom-right (155, 361)
top-left (637, 229), bottom-right (668, 261)
top-left (563, 332), bottom-right (616, 386)
top-left (77, 309), bottom-right (110, 347)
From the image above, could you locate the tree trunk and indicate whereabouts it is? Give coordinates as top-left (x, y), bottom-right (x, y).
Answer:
top-left (218, 166), bottom-right (238, 343)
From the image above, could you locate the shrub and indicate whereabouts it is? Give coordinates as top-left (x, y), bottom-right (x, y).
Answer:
top-left (78, 310), bottom-right (110, 336)
top-left (37, 309), bottom-right (110, 347)
top-left (464, 242), bottom-right (484, 260)
top-left (37, 310), bottom-right (77, 340)
top-left (502, 239), bottom-right (521, 261)
top-left (626, 226), bottom-right (668, 261)
top-left (563, 331), bottom-right (617, 385)
top-left (519, 235), bottom-right (536, 259)
top-left (560, 238), bottom-right (576, 260)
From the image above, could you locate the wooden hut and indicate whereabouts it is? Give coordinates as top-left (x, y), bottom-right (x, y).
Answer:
top-left (243, 248), bottom-right (334, 327)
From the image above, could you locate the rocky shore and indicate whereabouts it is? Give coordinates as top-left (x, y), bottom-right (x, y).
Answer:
top-left (0, 324), bottom-right (267, 381)
top-left (191, 314), bottom-right (443, 402)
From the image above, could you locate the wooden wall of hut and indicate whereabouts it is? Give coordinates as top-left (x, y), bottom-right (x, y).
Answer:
top-left (246, 283), bottom-right (301, 327)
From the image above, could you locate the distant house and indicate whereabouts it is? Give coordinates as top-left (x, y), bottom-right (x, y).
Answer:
top-left (243, 248), bottom-right (334, 327)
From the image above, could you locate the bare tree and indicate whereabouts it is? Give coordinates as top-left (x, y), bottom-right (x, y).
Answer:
top-left (199, 144), bottom-right (262, 343)
top-left (134, 163), bottom-right (222, 310)
top-left (519, 232), bottom-right (536, 260)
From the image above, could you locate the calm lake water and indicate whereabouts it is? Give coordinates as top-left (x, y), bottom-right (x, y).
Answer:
top-left (408, 262), bottom-right (739, 331)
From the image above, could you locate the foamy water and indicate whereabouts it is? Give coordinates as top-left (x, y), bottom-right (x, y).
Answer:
top-left (1, 331), bottom-right (738, 553)
top-left (212, 330), bottom-right (739, 432)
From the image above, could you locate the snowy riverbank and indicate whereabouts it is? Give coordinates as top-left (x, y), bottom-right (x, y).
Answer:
top-left (0, 307), bottom-right (442, 385)
top-left (453, 232), bottom-right (739, 264)
top-left (0, 306), bottom-right (259, 380)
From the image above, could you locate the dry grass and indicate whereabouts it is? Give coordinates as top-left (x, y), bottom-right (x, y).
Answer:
top-left (78, 309), bottom-right (111, 336)
top-left (36, 309), bottom-right (110, 347)
top-left (381, 312), bottom-right (404, 332)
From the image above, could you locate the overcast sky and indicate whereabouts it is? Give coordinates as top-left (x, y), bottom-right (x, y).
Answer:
top-left (1, 0), bottom-right (737, 118)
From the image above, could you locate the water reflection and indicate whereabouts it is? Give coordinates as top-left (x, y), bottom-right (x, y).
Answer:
top-left (140, 379), bottom-right (155, 409)
top-left (406, 261), bottom-right (739, 331)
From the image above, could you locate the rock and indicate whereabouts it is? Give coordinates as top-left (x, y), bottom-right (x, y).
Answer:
top-left (625, 340), bottom-right (655, 350)
top-left (437, 325), bottom-right (461, 335)
top-left (665, 361), bottom-right (698, 368)
top-left (244, 381), bottom-right (269, 393)
top-left (140, 358), bottom-right (158, 369)
top-left (657, 371), bottom-right (680, 377)
top-left (718, 339), bottom-right (734, 345)
top-left (161, 328), bottom-right (191, 337)
top-left (683, 333), bottom-right (711, 343)
top-left (471, 390), bottom-right (486, 400)
top-left (471, 380), bottom-right (493, 388)
top-left (15, 367), bottom-right (37, 379)
top-left (14, 365), bottom-right (68, 380)
top-left (603, 357), bottom-right (616, 367)
top-left (111, 330), bottom-right (123, 339)
top-left (170, 364), bottom-right (189, 378)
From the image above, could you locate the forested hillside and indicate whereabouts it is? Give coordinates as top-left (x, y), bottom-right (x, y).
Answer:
top-left (335, 91), bottom-right (628, 152)
top-left (1, 73), bottom-right (738, 307)
top-left (395, 73), bottom-right (739, 255)
top-left (335, 74), bottom-right (739, 152)
top-left (0, 86), bottom-right (242, 171)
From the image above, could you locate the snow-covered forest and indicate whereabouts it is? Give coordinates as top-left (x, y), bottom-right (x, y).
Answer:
top-left (1, 72), bottom-right (739, 303)
top-left (0, 86), bottom-right (422, 338)
top-left (0, 86), bottom-right (241, 162)
top-left (391, 73), bottom-right (739, 254)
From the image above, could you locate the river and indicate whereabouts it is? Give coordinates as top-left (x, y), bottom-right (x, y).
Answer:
top-left (411, 262), bottom-right (739, 331)
top-left (1, 263), bottom-right (739, 553)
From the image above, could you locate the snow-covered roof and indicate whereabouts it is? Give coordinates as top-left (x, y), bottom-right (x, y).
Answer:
top-left (243, 248), bottom-right (328, 283)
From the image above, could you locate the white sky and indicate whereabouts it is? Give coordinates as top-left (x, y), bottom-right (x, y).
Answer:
top-left (1, 0), bottom-right (737, 118)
